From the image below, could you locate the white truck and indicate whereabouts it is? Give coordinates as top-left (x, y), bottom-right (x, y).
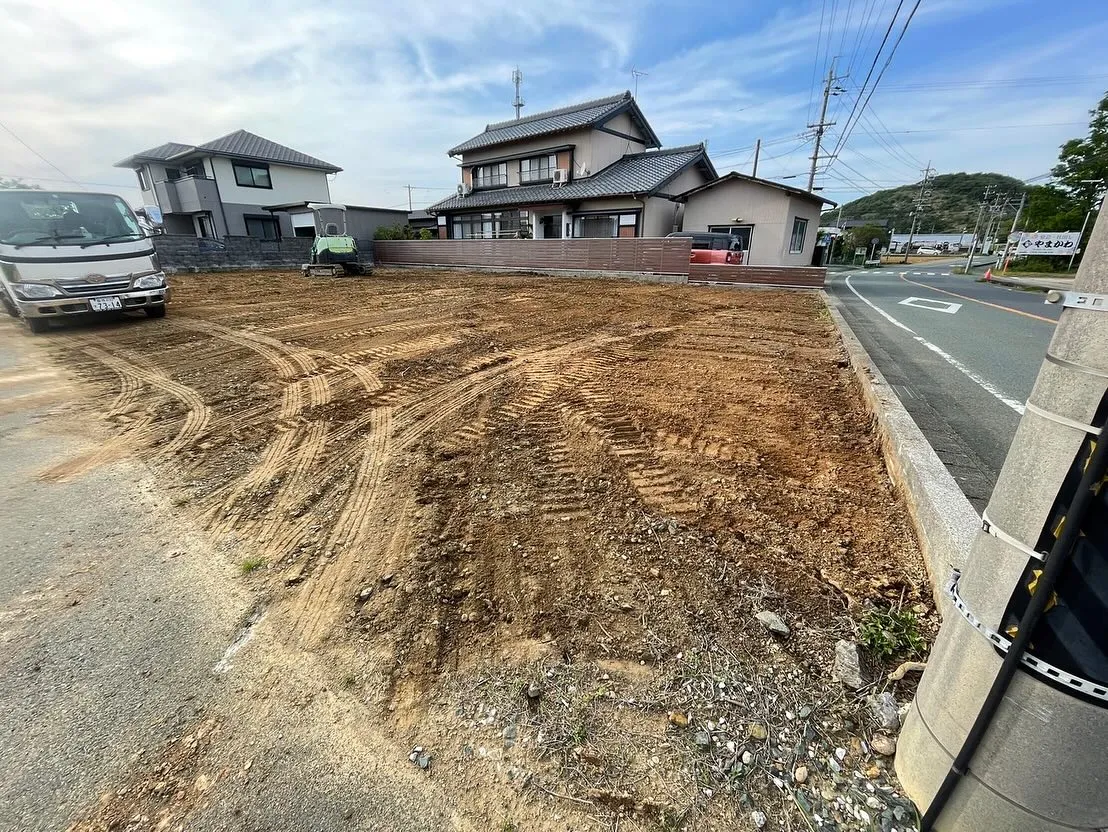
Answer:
top-left (0, 189), bottom-right (168, 333)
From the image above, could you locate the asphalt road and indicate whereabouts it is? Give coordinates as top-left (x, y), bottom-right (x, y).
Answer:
top-left (827, 261), bottom-right (1058, 512)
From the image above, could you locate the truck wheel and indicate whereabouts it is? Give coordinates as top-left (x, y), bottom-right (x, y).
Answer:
top-left (25, 317), bottom-right (49, 334)
top-left (145, 305), bottom-right (167, 318)
top-left (0, 289), bottom-right (18, 318)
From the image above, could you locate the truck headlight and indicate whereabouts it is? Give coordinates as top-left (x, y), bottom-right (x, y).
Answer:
top-left (12, 283), bottom-right (62, 300)
top-left (133, 272), bottom-right (166, 289)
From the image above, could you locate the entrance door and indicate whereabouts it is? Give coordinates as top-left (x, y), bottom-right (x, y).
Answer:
top-left (195, 213), bottom-right (215, 238)
top-left (540, 215), bottom-right (561, 239)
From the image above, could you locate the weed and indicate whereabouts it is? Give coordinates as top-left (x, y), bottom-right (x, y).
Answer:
top-left (499, 820), bottom-right (518, 832)
top-left (858, 605), bottom-right (926, 660)
top-left (341, 673), bottom-right (357, 690)
top-left (240, 555), bottom-right (266, 574)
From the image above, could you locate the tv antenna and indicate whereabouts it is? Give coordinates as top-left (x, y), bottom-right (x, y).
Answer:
top-left (512, 67), bottom-right (525, 119)
top-left (631, 67), bottom-right (648, 97)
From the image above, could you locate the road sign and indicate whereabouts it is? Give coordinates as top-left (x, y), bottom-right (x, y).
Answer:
top-left (855, 247), bottom-right (867, 255)
top-left (1010, 231), bottom-right (1081, 256)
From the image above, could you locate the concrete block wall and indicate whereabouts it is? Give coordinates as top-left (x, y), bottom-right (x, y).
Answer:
top-left (153, 234), bottom-right (313, 272)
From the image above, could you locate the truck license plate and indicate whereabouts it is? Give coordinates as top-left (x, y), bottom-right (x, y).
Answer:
top-left (89, 296), bottom-right (123, 312)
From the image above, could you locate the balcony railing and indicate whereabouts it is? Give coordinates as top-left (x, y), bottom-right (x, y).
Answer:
top-left (472, 174), bottom-right (507, 189)
top-left (520, 169), bottom-right (554, 184)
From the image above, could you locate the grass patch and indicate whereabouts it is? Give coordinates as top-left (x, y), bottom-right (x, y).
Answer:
top-left (240, 555), bottom-right (267, 574)
top-left (858, 604), bottom-right (927, 660)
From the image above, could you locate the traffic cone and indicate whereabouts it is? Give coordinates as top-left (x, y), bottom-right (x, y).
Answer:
top-left (984, 267), bottom-right (992, 282)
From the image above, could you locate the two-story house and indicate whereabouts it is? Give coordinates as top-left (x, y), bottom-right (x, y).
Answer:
top-left (428, 91), bottom-right (717, 240)
top-left (114, 130), bottom-right (340, 239)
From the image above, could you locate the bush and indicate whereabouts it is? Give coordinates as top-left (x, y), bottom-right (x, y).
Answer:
top-left (374, 223), bottom-right (413, 240)
top-left (858, 605), bottom-right (926, 660)
top-left (418, 229), bottom-right (433, 240)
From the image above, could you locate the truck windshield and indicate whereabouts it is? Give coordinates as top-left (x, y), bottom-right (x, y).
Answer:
top-left (0, 191), bottom-right (143, 247)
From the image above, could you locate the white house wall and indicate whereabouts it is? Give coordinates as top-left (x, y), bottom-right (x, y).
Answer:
top-left (209, 157), bottom-right (330, 208)
top-left (586, 112), bottom-right (647, 176)
top-left (658, 165), bottom-right (708, 198)
top-left (642, 197), bottom-right (680, 237)
top-left (781, 195), bottom-right (823, 266)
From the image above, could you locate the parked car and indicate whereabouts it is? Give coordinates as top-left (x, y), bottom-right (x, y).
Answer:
top-left (667, 232), bottom-right (744, 265)
top-left (915, 247), bottom-right (942, 255)
top-left (0, 189), bottom-right (167, 333)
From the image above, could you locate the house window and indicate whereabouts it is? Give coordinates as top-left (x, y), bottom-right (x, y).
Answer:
top-left (520, 154), bottom-right (557, 184)
top-left (136, 168), bottom-right (149, 190)
top-left (195, 213), bottom-right (215, 238)
top-left (572, 212), bottom-right (638, 238)
top-left (472, 162), bottom-right (507, 189)
top-left (233, 161), bottom-right (272, 189)
top-left (708, 224), bottom-right (753, 251)
top-left (167, 161), bottom-right (206, 180)
top-left (789, 217), bottom-right (808, 253)
top-left (451, 210), bottom-right (522, 239)
top-left (244, 215), bottom-right (279, 239)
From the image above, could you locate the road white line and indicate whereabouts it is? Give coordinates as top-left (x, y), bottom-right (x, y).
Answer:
top-left (843, 275), bottom-right (1025, 415)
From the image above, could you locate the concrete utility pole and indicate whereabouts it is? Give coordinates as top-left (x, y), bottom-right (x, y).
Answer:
top-left (1070, 179), bottom-right (1105, 271)
top-left (752, 138), bottom-right (761, 178)
top-left (406, 185), bottom-right (413, 212)
top-left (902, 161), bottom-right (935, 263)
top-left (807, 60), bottom-right (843, 192)
top-left (964, 185), bottom-right (993, 274)
top-left (512, 67), bottom-right (525, 120)
top-left (898, 205), bottom-right (1108, 830)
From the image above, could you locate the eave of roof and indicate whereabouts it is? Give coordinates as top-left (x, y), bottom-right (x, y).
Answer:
top-left (674, 171), bottom-right (837, 206)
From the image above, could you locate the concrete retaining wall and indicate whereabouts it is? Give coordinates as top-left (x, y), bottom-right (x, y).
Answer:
top-left (153, 235), bottom-right (378, 273)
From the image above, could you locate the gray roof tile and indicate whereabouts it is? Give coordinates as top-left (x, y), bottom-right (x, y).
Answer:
top-left (447, 91), bottom-right (659, 156)
top-left (195, 130), bottom-right (341, 171)
top-left (428, 145), bottom-right (712, 213)
top-left (115, 131), bottom-right (341, 172)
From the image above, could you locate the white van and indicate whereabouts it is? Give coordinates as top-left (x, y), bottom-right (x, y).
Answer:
top-left (0, 190), bottom-right (168, 333)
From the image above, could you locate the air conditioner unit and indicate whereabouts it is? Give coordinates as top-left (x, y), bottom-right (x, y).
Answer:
top-left (552, 168), bottom-right (569, 186)
top-left (458, 183), bottom-right (472, 196)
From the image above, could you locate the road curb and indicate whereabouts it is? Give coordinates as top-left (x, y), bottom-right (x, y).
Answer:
top-left (823, 291), bottom-right (979, 608)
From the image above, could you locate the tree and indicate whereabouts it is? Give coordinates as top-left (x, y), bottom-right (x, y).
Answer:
top-left (0, 177), bottom-right (41, 190)
top-left (842, 224), bottom-right (889, 258)
top-left (1019, 185), bottom-right (1085, 232)
top-left (373, 223), bottom-right (413, 240)
top-left (1052, 91), bottom-right (1108, 203)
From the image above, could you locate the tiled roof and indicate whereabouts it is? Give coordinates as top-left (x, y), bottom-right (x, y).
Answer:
top-left (447, 91), bottom-right (659, 156)
top-left (195, 130), bottom-right (341, 172)
top-left (117, 141), bottom-right (195, 163)
top-left (115, 131), bottom-right (341, 172)
top-left (428, 145), bottom-right (712, 213)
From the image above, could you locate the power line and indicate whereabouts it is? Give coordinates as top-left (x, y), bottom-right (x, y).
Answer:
top-left (880, 121), bottom-right (1088, 134)
top-left (808, 0), bottom-right (829, 124)
top-left (827, 0), bottom-right (921, 163)
top-left (0, 170), bottom-right (138, 191)
top-left (0, 121), bottom-right (84, 188)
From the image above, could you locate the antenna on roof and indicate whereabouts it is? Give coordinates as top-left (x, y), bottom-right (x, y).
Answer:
top-left (512, 67), bottom-right (525, 120)
top-left (631, 67), bottom-right (648, 98)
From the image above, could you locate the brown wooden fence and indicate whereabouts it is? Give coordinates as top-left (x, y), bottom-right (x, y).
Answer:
top-left (688, 264), bottom-right (826, 288)
top-left (375, 238), bottom-right (692, 275)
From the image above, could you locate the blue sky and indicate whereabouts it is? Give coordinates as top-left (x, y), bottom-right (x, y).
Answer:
top-left (1, 0), bottom-right (1105, 211)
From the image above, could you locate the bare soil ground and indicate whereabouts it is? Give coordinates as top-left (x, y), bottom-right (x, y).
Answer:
top-left (19, 269), bottom-right (933, 831)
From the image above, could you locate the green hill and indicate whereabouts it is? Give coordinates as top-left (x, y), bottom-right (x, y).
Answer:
top-left (823, 172), bottom-right (1025, 233)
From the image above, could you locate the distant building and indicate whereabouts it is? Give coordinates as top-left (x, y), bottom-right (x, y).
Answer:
top-left (888, 232), bottom-right (975, 253)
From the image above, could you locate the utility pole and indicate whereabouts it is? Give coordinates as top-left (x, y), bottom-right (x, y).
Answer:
top-left (898, 203), bottom-right (1108, 831)
top-left (902, 161), bottom-right (935, 263)
top-left (752, 138), bottom-right (761, 178)
top-left (406, 185), bottom-right (413, 212)
top-left (1002, 191), bottom-right (1027, 272)
top-left (807, 60), bottom-right (844, 192)
top-left (963, 185), bottom-right (993, 274)
top-left (512, 67), bottom-right (525, 120)
top-left (1070, 179), bottom-right (1106, 271)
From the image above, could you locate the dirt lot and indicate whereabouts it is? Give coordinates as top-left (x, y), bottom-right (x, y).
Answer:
top-left (19, 269), bottom-right (932, 830)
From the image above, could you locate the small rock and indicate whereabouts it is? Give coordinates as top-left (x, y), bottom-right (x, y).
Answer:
top-left (502, 724), bottom-right (518, 747)
top-left (866, 795), bottom-right (883, 810)
top-left (660, 589), bottom-right (671, 597)
top-left (794, 765), bottom-right (809, 784)
top-left (417, 753), bottom-right (431, 770)
top-left (748, 723), bottom-right (768, 741)
top-left (742, 750), bottom-right (755, 765)
top-left (356, 586), bottom-right (373, 602)
top-left (650, 567), bottom-right (660, 578)
top-left (525, 682), bottom-right (544, 700)
top-left (755, 610), bottom-right (790, 636)
top-left (798, 705), bottom-right (812, 719)
top-left (833, 640), bottom-right (864, 689)
top-left (871, 734), bottom-right (897, 756)
top-left (751, 810), bottom-right (767, 828)
top-left (693, 731), bottom-right (711, 750)
top-left (865, 764), bottom-right (882, 779)
top-left (668, 711), bottom-right (689, 728)
top-left (868, 692), bottom-right (900, 730)
top-left (380, 573), bottom-right (395, 586)
top-left (835, 747), bottom-right (847, 761)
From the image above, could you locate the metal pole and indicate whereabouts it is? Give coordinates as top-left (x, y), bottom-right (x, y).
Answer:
top-left (1068, 206), bottom-right (1093, 271)
top-left (752, 138), bottom-right (761, 178)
